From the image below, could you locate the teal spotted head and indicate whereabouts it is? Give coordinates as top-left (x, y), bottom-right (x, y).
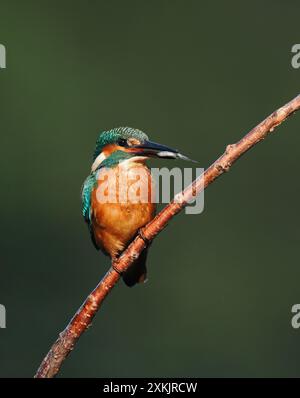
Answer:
top-left (91, 126), bottom-right (196, 171)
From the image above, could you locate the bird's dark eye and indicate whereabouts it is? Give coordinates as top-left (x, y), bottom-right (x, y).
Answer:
top-left (118, 138), bottom-right (128, 147)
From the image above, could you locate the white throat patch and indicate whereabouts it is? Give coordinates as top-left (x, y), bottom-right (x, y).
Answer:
top-left (91, 152), bottom-right (106, 172)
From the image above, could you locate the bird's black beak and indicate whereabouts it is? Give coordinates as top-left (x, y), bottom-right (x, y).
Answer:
top-left (129, 140), bottom-right (197, 163)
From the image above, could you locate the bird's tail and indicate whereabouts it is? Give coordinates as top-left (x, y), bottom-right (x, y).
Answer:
top-left (122, 248), bottom-right (148, 287)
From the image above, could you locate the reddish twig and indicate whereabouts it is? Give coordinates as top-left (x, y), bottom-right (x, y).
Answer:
top-left (35, 94), bottom-right (300, 378)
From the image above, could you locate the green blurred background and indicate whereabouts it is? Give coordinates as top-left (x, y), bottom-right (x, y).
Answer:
top-left (1, 0), bottom-right (300, 378)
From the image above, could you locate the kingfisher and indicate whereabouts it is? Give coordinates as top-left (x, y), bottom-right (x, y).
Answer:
top-left (82, 127), bottom-right (194, 287)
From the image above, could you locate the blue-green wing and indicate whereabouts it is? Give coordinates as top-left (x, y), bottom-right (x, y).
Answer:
top-left (81, 173), bottom-right (99, 249)
top-left (81, 173), bottom-right (97, 223)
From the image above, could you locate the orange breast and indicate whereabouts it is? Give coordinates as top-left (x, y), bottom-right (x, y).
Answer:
top-left (90, 162), bottom-right (156, 259)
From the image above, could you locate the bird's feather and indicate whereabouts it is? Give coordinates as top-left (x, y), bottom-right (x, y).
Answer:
top-left (81, 173), bottom-right (99, 249)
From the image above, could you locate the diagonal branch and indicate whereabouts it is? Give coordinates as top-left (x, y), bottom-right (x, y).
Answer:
top-left (35, 94), bottom-right (300, 378)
